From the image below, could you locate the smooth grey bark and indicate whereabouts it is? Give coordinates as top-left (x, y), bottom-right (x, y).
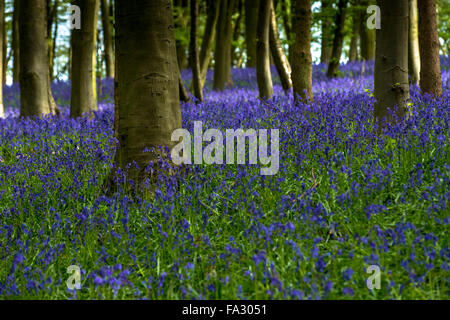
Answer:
top-left (290, 0), bottom-right (313, 101)
top-left (190, 0), bottom-right (203, 101)
top-left (19, 0), bottom-right (51, 117)
top-left (418, 0), bottom-right (442, 96)
top-left (213, 0), bottom-right (235, 91)
top-left (101, 0), bottom-right (114, 78)
top-left (408, 0), bottom-right (420, 84)
top-left (326, 0), bottom-right (348, 78)
top-left (374, 0), bottom-right (409, 127)
top-left (244, 0), bottom-right (259, 67)
top-left (256, 0), bottom-right (273, 99)
top-left (269, 1), bottom-right (292, 93)
top-left (70, 0), bottom-right (100, 118)
top-left (114, 0), bottom-right (182, 181)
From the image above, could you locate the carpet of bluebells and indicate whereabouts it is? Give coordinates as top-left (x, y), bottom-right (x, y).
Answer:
top-left (0, 58), bottom-right (449, 299)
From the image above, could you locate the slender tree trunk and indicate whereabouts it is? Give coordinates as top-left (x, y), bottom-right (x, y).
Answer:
top-left (12, 0), bottom-right (19, 83)
top-left (190, 0), bottom-right (203, 101)
top-left (51, 7), bottom-right (58, 80)
top-left (1, 2), bottom-right (6, 86)
top-left (269, 1), bottom-right (292, 92)
top-left (256, 0), bottom-right (273, 99)
top-left (178, 70), bottom-right (190, 102)
top-left (349, 1), bottom-right (360, 62)
top-left (101, 0), bottom-right (114, 78)
top-left (244, 0), bottom-right (259, 67)
top-left (326, 0), bottom-right (348, 78)
top-left (231, 0), bottom-right (243, 67)
top-left (418, 0), bottom-right (442, 96)
top-left (374, 0), bottom-right (409, 127)
top-left (0, 0), bottom-right (4, 118)
top-left (19, 0), bottom-right (51, 117)
top-left (320, 0), bottom-right (332, 63)
top-left (114, 0), bottom-right (182, 182)
top-left (199, 0), bottom-right (220, 87)
top-left (408, 0), bottom-right (420, 85)
top-left (359, 0), bottom-right (375, 61)
top-left (290, 0), bottom-right (313, 101)
top-left (46, 0), bottom-right (58, 81)
top-left (213, 0), bottom-right (235, 91)
top-left (70, 0), bottom-right (100, 118)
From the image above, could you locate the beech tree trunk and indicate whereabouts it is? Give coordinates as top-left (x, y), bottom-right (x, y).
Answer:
top-left (256, 0), bottom-right (273, 99)
top-left (190, 0), bottom-right (203, 101)
top-left (326, 0), bottom-right (348, 78)
top-left (244, 0), bottom-right (259, 67)
top-left (199, 0), bottom-right (220, 87)
top-left (0, 0), bottom-right (3, 118)
top-left (19, 0), bottom-right (52, 117)
top-left (213, 0), bottom-right (235, 91)
top-left (374, 0), bottom-right (409, 127)
top-left (70, 0), bottom-right (100, 118)
top-left (290, 0), bottom-right (313, 101)
top-left (359, 0), bottom-right (375, 61)
top-left (408, 0), bottom-right (420, 84)
top-left (12, 0), bottom-right (19, 83)
top-left (101, 0), bottom-right (114, 78)
top-left (115, 0), bottom-right (182, 181)
top-left (418, 0), bottom-right (442, 96)
top-left (269, 1), bottom-right (292, 93)
top-left (320, 0), bottom-right (332, 63)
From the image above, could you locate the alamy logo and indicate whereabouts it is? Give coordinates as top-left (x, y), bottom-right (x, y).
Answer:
top-left (171, 121), bottom-right (280, 175)
top-left (66, 265), bottom-right (81, 290)
top-left (68, 5), bottom-right (81, 30)
top-left (366, 265), bottom-right (381, 290)
top-left (367, 5), bottom-right (381, 30)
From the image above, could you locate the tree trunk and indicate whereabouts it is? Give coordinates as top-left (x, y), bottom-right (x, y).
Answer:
top-left (348, 1), bottom-right (360, 62)
top-left (101, 0), bottom-right (114, 78)
top-left (244, 0), bottom-right (259, 67)
top-left (0, 0), bottom-right (4, 118)
top-left (256, 0), bottom-right (273, 99)
top-left (114, 0), bottom-right (182, 182)
top-left (231, 0), bottom-right (243, 67)
top-left (326, 0), bottom-right (348, 78)
top-left (280, 0), bottom-right (291, 44)
top-left (19, 0), bottom-right (51, 117)
top-left (213, 0), bottom-right (235, 91)
top-left (1, 1), bottom-right (6, 86)
top-left (12, 0), bottom-right (20, 83)
top-left (408, 0), bottom-right (420, 85)
top-left (320, 0), bottom-right (332, 63)
top-left (46, 0), bottom-right (58, 81)
top-left (374, 0), bottom-right (409, 127)
top-left (199, 0), bottom-right (220, 87)
top-left (70, 0), bottom-right (100, 118)
top-left (359, 0), bottom-right (375, 61)
top-left (190, 0), bottom-right (203, 101)
top-left (269, 1), bottom-right (292, 93)
top-left (290, 0), bottom-right (313, 101)
top-left (418, 0), bottom-right (442, 96)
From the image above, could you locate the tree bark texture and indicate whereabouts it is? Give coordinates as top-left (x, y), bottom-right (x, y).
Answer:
top-left (256, 0), bottom-right (273, 99)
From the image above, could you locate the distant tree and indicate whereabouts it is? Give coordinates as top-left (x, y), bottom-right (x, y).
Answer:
top-left (190, 0), bottom-right (203, 101)
top-left (199, 0), bottom-right (220, 87)
top-left (348, 0), bottom-right (360, 62)
top-left (244, 0), bottom-right (259, 67)
top-left (256, 0), bottom-right (273, 99)
top-left (269, 0), bottom-right (292, 93)
top-left (19, 0), bottom-right (53, 117)
top-left (114, 0), bottom-right (182, 183)
top-left (418, 0), bottom-right (442, 96)
top-left (101, 0), bottom-right (114, 78)
top-left (359, 0), bottom-right (375, 61)
top-left (174, 0), bottom-right (189, 70)
top-left (213, 0), bottom-right (235, 91)
top-left (231, 0), bottom-right (243, 67)
top-left (290, 0), bottom-right (313, 101)
top-left (12, 0), bottom-right (19, 83)
top-left (70, 0), bottom-right (100, 118)
top-left (408, 0), bottom-right (420, 85)
top-left (326, 0), bottom-right (348, 78)
top-left (374, 0), bottom-right (409, 128)
top-left (320, 0), bottom-right (333, 63)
